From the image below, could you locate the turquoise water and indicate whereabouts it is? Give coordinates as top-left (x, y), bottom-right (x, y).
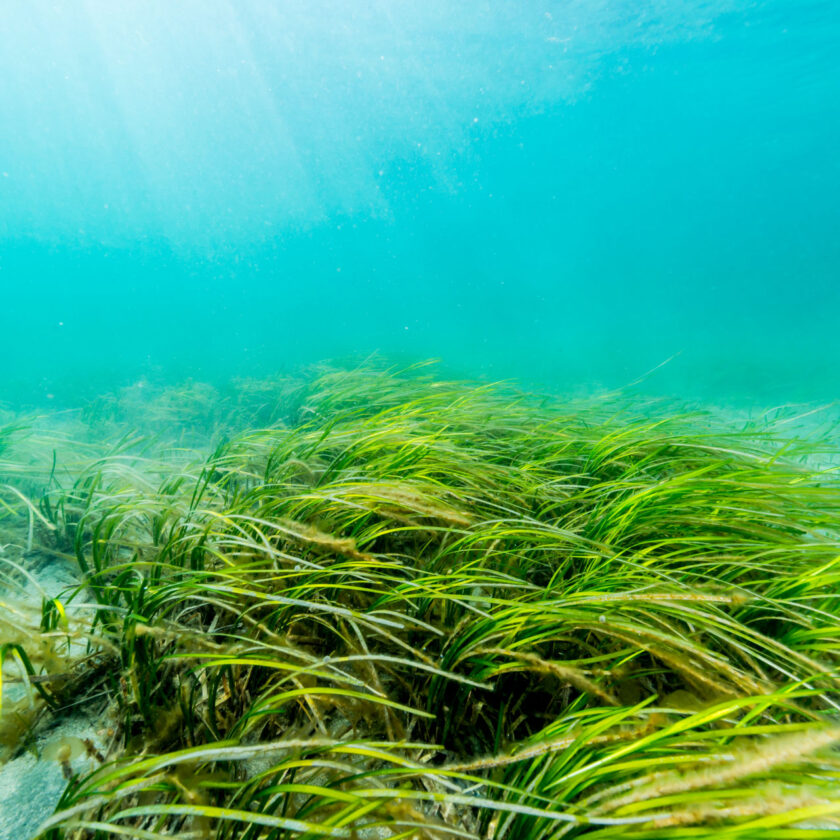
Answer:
top-left (1, 1), bottom-right (837, 407)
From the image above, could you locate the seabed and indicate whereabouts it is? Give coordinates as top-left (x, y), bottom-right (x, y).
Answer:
top-left (2, 363), bottom-right (840, 839)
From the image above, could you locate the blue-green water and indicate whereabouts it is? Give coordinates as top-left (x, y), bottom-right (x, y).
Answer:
top-left (1, 1), bottom-right (837, 407)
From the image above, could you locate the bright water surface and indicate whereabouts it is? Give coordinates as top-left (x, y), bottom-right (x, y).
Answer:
top-left (1, 1), bottom-right (837, 407)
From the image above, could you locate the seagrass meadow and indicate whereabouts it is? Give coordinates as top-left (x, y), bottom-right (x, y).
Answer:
top-left (2, 363), bottom-right (840, 839)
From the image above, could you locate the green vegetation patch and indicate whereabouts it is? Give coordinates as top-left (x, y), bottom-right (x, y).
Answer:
top-left (3, 364), bottom-right (840, 838)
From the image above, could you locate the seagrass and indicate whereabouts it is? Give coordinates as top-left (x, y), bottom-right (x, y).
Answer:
top-left (1, 363), bottom-right (839, 838)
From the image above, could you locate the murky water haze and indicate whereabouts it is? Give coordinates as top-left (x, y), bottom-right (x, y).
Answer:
top-left (1, 1), bottom-right (838, 409)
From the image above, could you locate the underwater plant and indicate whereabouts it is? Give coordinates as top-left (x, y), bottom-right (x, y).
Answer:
top-left (3, 364), bottom-right (840, 838)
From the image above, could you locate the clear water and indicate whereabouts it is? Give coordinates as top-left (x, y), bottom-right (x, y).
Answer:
top-left (1, 1), bottom-right (837, 408)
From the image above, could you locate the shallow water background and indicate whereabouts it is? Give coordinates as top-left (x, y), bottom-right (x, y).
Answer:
top-left (0, 1), bottom-right (837, 408)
